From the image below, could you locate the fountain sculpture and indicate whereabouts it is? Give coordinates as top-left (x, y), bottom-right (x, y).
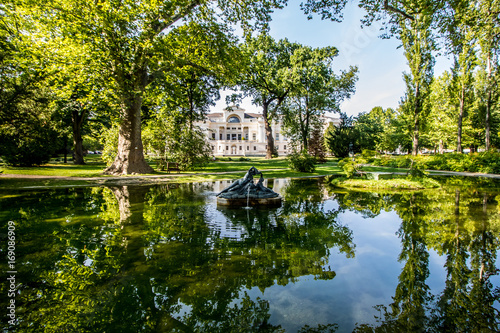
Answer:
top-left (216, 166), bottom-right (282, 207)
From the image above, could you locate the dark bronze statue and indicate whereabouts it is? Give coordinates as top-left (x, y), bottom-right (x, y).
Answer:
top-left (216, 166), bottom-right (279, 199)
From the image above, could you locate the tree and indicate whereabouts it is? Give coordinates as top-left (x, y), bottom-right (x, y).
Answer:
top-left (20, 0), bottom-right (287, 174)
top-left (281, 45), bottom-right (358, 151)
top-left (476, 0), bottom-right (500, 150)
top-left (354, 107), bottom-right (388, 152)
top-left (427, 72), bottom-right (457, 153)
top-left (439, 0), bottom-right (477, 153)
top-left (324, 112), bottom-right (358, 158)
top-left (308, 127), bottom-right (327, 162)
top-left (238, 33), bottom-right (300, 159)
top-left (0, 3), bottom-right (58, 166)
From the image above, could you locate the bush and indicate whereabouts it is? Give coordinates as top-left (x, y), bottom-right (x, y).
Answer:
top-left (338, 156), bottom-right (367, 178)
top-left (361, 149), bottom-right (377, 163)
top-left (287, 150), bottom-right (316, 173)
top-left (0, 123), bottom-right (57, 167)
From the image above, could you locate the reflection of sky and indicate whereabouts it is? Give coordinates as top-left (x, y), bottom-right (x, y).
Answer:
top-left (244, 204), bottom-right (462, 332)
top-left (243, 207), bottom-right (404, 332)
top-left (204, 179), bottom-right (499, 331)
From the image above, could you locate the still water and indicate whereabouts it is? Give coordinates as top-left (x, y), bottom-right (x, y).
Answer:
top-left (1, 177), bottom-right (499, 332)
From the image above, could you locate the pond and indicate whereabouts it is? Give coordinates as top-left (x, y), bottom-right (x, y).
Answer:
top-left (1, 177), bottom-right (499, 332)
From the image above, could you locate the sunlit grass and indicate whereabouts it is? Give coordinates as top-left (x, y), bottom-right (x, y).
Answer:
top-left (0, 155), bottom-right (344, 188)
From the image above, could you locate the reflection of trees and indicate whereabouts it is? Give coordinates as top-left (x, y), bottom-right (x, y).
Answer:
top-left (1, 181), bottom-right (354, 332)
top-left (216, 178), bottom-right (355, 288)
top-left (338, 186), bottom-right (500, 332)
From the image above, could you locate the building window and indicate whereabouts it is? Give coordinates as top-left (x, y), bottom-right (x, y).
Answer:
top-left (238, 134), bottom-right (241, 140)
top-left (228, 116), bottom-right (240, 123)
top-left (284, 145), bottom-right (286, 150)
top-left (232, 134), bottom-right (237, 140)
top-left (227, 134), bottom-right (230, 140)
top-left (212, 133), bottom-right (215, 140)
top-left (239, 146), bottom-right (242, 150)
top-left (276, 145), bottom-right (279, 150)
top-left (276, 133), bottom-right (279, 141)
top-left (252, 133), bottom-right (256, 140)
top-left (220, 133), bottom-right (222, 140)
top-left (211, 145), bottom-right (214, 150)
top-left (247, 146), bottom-right (249, 150)
top-left (219, 146), bottom-right (221, 151)
top-left (226, 146), bottom-right (228, 150)
top-left (254, 146), bottom-right (256, 150)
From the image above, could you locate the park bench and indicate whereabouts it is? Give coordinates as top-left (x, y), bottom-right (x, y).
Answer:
top-left (166, 162), bottom-right (180, 173)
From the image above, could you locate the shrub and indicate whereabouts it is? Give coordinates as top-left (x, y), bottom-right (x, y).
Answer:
top-left (287, 150), bottom-right (316, 173)
top-left (361, 149), bottom-right (377, 163)
top-left (0, 123), bottom-right (57, 167)
top-left (339, 156), bottom-right (367, 178)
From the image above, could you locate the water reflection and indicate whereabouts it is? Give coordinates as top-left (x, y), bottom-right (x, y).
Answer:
top-left (0, 178), bottom-right (498, 332)
top-left (333, 186), bottom-right (500, 332)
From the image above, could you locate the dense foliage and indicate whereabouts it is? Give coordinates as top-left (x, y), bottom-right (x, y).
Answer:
top-left (287, 150), bottom-right (316, 173)
top-left (372, 151), bottom-right (500, 174)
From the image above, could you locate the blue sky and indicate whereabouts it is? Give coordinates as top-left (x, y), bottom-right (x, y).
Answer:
top-left (211, 2), bottom-right (452, 117)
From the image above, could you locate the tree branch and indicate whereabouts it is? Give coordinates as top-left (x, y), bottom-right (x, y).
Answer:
top-left (383, 0), bottom-right (414, 21)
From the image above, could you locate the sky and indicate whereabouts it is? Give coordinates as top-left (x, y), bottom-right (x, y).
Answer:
top-left (211, 2), bottom-right (452, 117)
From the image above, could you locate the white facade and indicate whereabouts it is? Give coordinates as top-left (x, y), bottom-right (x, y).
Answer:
top-left (196, 106), bottom-right (340, 157)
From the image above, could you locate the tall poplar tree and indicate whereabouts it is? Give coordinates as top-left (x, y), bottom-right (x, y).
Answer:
top-left (439, 0), bottom-right (477, 153)
top-left (477, 0), bottom-right (500, 150)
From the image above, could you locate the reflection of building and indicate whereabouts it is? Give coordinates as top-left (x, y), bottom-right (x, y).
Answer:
top-left (196, 106), bottom-right (340, 157)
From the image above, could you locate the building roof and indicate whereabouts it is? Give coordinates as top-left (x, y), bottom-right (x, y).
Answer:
top-left (207, 113), bottom-right (223, 118)
top-left (245, 113), bottom-right (263, 118)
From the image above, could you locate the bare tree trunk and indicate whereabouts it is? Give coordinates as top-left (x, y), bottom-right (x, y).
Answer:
top-left (262, 102), bottom-right (275, 159)
top-left (485, 54), bottom-right (492, 151)
top-left (72, 109), bottom-right (86, 165)
top-left (457, 86), bottom-right (465, 153)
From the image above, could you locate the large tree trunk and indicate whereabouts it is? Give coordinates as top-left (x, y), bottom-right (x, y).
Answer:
top-left (105, 87), bottom-right (154, 175)
top-left (72, 109), bottom-right (86, 165)
top-left (262, 102), bottom-right (275, 159)
top-left (457, 86), bottom-right (465, 153)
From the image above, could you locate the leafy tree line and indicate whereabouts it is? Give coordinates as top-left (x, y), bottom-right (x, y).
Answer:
top-left (0, 0), bottom-right (358, 171)
top-left (310, 0), bottom-right (499, 157)
top-left (2, 0), bottom-right (498, 171)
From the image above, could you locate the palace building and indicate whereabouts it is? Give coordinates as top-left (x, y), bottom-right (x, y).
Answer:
top-left (196, 106), bottom-right (340, 157)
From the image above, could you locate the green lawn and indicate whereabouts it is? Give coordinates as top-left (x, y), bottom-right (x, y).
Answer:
top-left (0, 155), bottom-right (344, 189)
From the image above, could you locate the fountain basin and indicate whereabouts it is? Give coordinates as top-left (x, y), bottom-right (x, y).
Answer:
top-left (217, 195), bottom-right (282, 207)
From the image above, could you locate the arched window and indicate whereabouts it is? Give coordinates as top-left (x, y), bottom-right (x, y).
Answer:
top-left (228, 116), bottom-right (240, 123)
